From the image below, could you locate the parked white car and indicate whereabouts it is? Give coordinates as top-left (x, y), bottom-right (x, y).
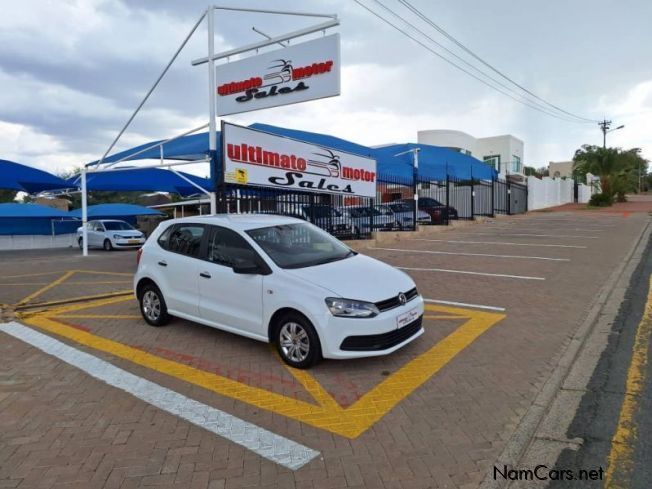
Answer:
top-left (77, 219), bottom-right (146, 251)
top-left (133, 215), bottom-right (424, 368)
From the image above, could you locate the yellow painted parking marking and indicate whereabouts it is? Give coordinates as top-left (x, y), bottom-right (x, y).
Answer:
top-left (424, 315), bottom-right (463, 320)
top-left (17, 271), bottom-right (75, 306)
top-left (2, 271), bottom-right (67, 279)
top-left (65, 281), bottom-right (133, 285)
top-left (0, 283), bottom-right (50, 286)
top-left (605, 274), bottom-right (652, 488)
top-left (75, 270), bottom-right (133, 277)
top-left (20, 299), bottom-right (504, 439)
top-left (54, 314), bottom-right (141, 319)
top-left (16, 291), bottom-right (133, 314)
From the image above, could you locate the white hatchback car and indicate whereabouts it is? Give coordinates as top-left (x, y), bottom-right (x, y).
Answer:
top-left (77, 219), bottom-right (146, 251)
top-left (134, 215), bottom-right (424, 368)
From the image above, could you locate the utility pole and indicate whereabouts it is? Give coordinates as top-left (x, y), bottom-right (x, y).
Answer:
top-left (598, 119), bottom-right (611, 149)
top-left (598, 119), bottom-right (624, 149)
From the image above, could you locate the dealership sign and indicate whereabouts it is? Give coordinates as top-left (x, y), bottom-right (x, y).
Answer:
top-left (215, 34), bottom-right (340, 116)
top-left (222, 123), bottom-right (376, 198)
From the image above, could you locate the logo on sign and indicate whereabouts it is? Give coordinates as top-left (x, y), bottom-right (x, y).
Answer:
top-left (217, 58), bottom-right (334, 105)
top-left (226, 142), bottom-right (376, 194)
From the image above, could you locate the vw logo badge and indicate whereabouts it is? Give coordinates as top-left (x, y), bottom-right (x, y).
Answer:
top-left (398, 293), bottom-right (407, 305)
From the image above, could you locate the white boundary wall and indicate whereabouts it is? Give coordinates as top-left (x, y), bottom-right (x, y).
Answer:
top-left (0, 233), bottom-right (77, 251)
top-left (527, 177), bottom-right (594, 210)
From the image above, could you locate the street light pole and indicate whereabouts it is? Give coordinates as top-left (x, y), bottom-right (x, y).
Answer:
top-left (598, 119), bottom-right (624, 149)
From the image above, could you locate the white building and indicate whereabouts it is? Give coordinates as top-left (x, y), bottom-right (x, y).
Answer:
top-left (417, 129), bottom-right (525, 181)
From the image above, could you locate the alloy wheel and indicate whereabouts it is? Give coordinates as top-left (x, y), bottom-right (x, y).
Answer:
top-left (142, 290), bottom-right (161, 322)
top-left (279, 322), bottom-right (310, 363)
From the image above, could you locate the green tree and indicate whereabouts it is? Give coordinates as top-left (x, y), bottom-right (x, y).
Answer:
top-left (572, 145), bottom-right (648, 201)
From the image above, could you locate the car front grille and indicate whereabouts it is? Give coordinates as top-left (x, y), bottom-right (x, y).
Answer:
top-left (340, 316), bottom-right (423, 351)
top-left (375, 287), bottom-right (419, 312)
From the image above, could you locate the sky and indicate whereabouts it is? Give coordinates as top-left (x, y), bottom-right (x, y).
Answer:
top-left (1, 0), bottom-right (651, 177)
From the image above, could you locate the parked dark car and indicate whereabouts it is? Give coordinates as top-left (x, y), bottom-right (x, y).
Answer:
top-left (393, 197), bottom-right (458, 223)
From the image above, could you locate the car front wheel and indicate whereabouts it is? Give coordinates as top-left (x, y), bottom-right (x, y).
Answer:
top-left (139, 283), bottom-right (170, 327)
top-left (275, 313), bottom-right (321, 369)
top-left (103, 239), bottom-right (113, 251)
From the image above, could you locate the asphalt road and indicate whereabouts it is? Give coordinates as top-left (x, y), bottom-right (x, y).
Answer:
top-left (549, 231), bottom-right (652, 489)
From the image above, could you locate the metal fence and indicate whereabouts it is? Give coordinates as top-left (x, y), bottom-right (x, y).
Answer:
top-left (216, 174), bottom-right (527, 240)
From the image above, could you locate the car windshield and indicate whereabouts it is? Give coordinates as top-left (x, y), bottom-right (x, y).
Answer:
top-left (389, 203), bottom-right (412, 213)
top-left (420, 198), bottom-right (443, 207)
top-left (350, 207), bottom-right (382, 217)
top-left (303, 206), bottom-right (342, 219)
top-left (246, 223), bottom-right (356, 269)
top-left (375, 206), bottom-right (393, 215)
top-left (103, 221), bottom-right (134, 231)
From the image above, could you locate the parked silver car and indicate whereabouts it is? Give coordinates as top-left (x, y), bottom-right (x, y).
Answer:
top-left (377, 204), bottom-right (432, 229)
top-left (77, 219), bottom-right (146, 251)
top-left (340, 206), bottom-right (399, 235)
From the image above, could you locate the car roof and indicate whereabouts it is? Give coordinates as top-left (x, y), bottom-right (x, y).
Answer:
top-left (164, 214), bottom-right (304, 231)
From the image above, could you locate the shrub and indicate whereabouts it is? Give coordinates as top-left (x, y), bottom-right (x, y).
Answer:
top-left (588, 193), bottom-right (613, 207)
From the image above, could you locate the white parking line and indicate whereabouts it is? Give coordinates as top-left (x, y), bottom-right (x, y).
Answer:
top-left (458, 232), bottom-right (599, 239)
top-left (370, 247), bottom-right (569, 262)
top-left (397, 267), bottom-right (545, 281)
top-left (0, 322), bottom-right (320, 471)
top-left (423, 298), bottom-right (506, 312)
top-left (412, 239), bottom-right (587, 249)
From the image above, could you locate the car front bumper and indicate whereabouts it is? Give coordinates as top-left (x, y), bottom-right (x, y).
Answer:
top-left (318, 295), bottom-right (425, 359)
top-left (112, 238), bottom-right (146, 248)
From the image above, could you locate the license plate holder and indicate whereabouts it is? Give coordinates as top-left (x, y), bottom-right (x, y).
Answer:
top-left (396, 307), bottom-right (419, 328)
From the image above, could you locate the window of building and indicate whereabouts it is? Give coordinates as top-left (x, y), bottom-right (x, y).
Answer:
top-left (512, 155), bottom-right (521, 173)
top-left (483, 155), bottom-right (501, 171)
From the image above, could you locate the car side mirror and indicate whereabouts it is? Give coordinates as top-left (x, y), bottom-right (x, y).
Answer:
top-left (232, 256), bottom-right (270, 275)
top-left (233, 263), bottom-right (262, 275)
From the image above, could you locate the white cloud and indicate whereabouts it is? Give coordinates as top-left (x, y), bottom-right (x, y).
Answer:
top-left (597, 79), bottom-right (652, 160)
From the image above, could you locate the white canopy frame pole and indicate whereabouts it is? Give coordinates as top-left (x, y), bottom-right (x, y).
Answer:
top-left (207, 7), bottom-right (218, 215)
top-left (81, 167), bottom-right (88, 257)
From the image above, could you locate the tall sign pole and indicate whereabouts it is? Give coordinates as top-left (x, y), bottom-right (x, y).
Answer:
top-left (207, 8), bottom-right (218, 214)
top-left (81, 168), bottom-right (88, 257)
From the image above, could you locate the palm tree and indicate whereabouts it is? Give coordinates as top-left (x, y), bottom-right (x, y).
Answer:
top-left (573, 145), bottom-right (619, 197)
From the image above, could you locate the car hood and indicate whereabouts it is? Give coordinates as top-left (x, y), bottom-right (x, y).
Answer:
top-left (285, 253), bottom-right (416, 302)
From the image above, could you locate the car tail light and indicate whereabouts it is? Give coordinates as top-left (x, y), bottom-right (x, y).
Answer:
top-left (136, 247), bottom-right (143, 266)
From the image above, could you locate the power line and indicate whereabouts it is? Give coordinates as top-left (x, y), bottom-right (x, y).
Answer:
top-left (368, 0), bottom-right (585, 123)
top-left (353, 0), bottom-right (595, 123)
top-left (396, 0), bottom-right (599, 123)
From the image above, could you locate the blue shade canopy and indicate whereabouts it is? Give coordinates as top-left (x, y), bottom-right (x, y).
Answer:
top-left (68, 203), bottom-right (164, 218)
top-left (67, 168), bottom-right (211, 196)
top-left (84, 124), bottom-right (496, 182)
top-left (375, 143), bottom-right (497, 180)
top-left (0, 203), bottom-right (71, 218)
top-left (0, 159), bottom-right (70, 193)
top-left (88, 133), bottom-right (212, 165)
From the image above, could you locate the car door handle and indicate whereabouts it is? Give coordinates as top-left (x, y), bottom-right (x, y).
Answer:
top-left (157, 261), bottom-right (167, 267)
top-left (199, 272), bottom-right (211, 279)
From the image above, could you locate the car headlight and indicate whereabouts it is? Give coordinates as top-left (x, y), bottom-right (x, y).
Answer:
top-left (113, 234), bottom-right (121, 239)
top-left (325, 298), bottom-right (380, 318)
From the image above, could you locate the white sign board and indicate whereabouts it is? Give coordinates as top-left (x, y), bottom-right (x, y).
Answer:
top-left (215, 34), bottom-right (340, 116)
top-left (222, 123), bottom-right (377, 198)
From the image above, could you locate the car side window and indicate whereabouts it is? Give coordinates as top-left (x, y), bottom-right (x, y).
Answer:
top-left (166, 224), bottom-right (205, 258)
top-left (157, 225), bottom-right (174, 250)
top-left (207, 226), bottom-right (257, 268)
top-left (94, 223), bottom-right (104, 232)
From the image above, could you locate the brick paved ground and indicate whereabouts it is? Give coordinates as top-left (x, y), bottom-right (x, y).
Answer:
top-left (1, 198), bottom-right (650, 488)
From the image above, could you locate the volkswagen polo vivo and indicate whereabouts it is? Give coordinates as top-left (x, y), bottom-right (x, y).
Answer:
top-left (133, 214), bottom-right (424, 368)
